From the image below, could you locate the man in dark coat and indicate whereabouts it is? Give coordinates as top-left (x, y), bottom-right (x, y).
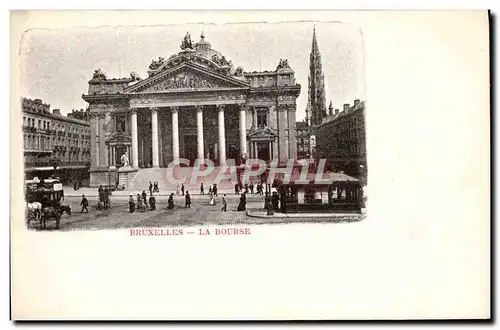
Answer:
top-left (185, 191), bottom-right (191, 208)
top-left (149, 182), bottom-right (153, 195)
top-left (234, 183), bottom-right (239, 195)
top-left (181, 183), bottom-right (185, 196)
top-left (128, 195), bottom-right (135, 213)
top-left (149, 195), bottom-right (156, 211)
top-left (249, 182), bottom-right (254, 194)
top-left (142, 190), bottom-right (148, 208)
top-left (212, 184), bottom-right (218, 197)
top-left (200, 182), bottom-right (204, 195)
top-left (80, 194), bottom-right (89, 213)
top-left (271, 192), bottom-right (279, 211)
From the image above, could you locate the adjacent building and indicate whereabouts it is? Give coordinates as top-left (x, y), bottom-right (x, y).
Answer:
top-left (82, 32), bottom-right (301, 187)
top-left (296, 121), bottom-right (311, 159)
top-left (22, 97), bottom-right (91, 185)
top-left (315, 99), bottom-right (367, 183)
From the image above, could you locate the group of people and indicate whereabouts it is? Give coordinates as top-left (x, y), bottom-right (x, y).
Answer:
top-left (148, 181), bottom-right (160, 195)
top-left (97, 185), bottom-right (111, 210)
top-left (234, 181), bottom-right (265, 195)
top-left (129, 191), bottom-right (157, 213)
top-left (264, 190), bottom-right (287, 213)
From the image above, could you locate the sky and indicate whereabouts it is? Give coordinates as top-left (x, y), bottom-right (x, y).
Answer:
top-left (19, 21), bottom-right (365, 121)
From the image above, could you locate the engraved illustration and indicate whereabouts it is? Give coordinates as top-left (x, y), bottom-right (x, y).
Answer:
top-left (20, 23), bottom-right (367, 231)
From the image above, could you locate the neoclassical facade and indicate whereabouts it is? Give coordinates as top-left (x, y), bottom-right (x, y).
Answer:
top-left (83, 33), bottom-right (300, 186)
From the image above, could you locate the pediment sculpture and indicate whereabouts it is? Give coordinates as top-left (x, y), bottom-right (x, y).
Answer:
top-left (147, 72), bottom-right (219, 91)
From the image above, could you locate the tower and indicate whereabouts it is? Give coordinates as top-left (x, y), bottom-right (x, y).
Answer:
top-left (307, 26), bottom-right (327, 127)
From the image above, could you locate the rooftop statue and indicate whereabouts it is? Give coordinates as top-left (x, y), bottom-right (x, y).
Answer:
top-left (180, 32), bottom-right (193, 50)
top-left (234, 66), bottom-right (244, 77)
top-left (149, 57), bottom-right (165, 70)
top-left (277, 58), bottom-right (290, 70)
top-left (92, 69), bottom-right (107, 79)
top-left (130, 71), bottom-right (141, 81)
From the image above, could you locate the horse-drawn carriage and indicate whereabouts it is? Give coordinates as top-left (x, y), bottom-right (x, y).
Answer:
top-left (25, 178), bottom-right (71, 229)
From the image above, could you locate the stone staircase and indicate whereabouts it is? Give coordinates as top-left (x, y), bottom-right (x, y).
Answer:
top-left (127, 166), bottom-right (253, 193)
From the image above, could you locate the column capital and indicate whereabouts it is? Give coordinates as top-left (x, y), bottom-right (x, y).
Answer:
top-left (171, 106), bottom-right (179, 114)
top-left (129, 109), bottom-right (139, 115)
top-left (150, 107), bottom-right (158, 113)
top-left (217, 104), bottom-right (226, 112)
top-left (195, 105), bottom-right (203, 113)
top-left (97, 113), bottom-right (107, 119)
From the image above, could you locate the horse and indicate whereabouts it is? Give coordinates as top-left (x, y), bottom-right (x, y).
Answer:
top-left (40, 205), bottom-right (71, 229)
top-left (26, 202), bottom-right (42, 226)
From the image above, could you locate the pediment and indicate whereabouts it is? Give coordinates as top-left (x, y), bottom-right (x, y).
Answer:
top-left (248, 127), bottom-right (278, 139)
top-left (125, 62), bottom-right (250, 93)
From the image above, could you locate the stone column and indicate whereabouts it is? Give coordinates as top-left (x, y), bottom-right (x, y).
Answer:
top-left (287, 104), bottom-right (297, 159)
top-left (151, 107), bottom-right (159, 167)
top-left (130, 110), bottom-right (139, 168)
top-left (98, 113), bottom-right (107, 167)
top-left (239, 105), bottom-right (247, 157)
top-left (196, 106), bottom-right (204, 162)
top-left (277, 104), bottom-right (288, 162)
top-left (91, 114), bottom-right (99, 167)
top-left (217, 105), bottom-right (226, 165)
top-left (172, 107), bottom-right (180, 164)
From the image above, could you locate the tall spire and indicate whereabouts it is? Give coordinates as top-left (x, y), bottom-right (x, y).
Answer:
top-left (312, 25), bottom-right (319, 55)
top-left (307, 26), bottom-right (327, 126)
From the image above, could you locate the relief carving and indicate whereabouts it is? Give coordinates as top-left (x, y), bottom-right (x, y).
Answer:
top-left (145, 72), bottom-right (220, 92)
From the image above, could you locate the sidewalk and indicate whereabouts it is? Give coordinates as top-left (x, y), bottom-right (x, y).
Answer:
top-left (246, 210), bottom-right (365, 219)
top-left (63, 186), bottom-right (265, 198)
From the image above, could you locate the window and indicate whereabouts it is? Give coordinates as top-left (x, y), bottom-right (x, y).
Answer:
top-left (257, 110), bottom-right (267, 128)
top-left (116, 115), bottom-right (126, 132)
top-left (38, 120), bottom-right (41, 129)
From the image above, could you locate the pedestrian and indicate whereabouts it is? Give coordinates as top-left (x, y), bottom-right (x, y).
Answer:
top-left (237, 193), bottom-right (246, 211)
top-left (200, 182), bottom-right (204, 195)
top-left (80, 194), bottom-right (89, 213)
top-left (129, 195), bottom-right (135, 213)
top-left (74, 181), bottom-right (78, 191)
top-left (244, 183), bottom-right (249, 194)
top-left (209, 194), bottom-right (216, 206)
top-left (185, 191), bottom-right (191, 208)
top-left (234, 183), bottom-right (239, 195)
top-left (181, 183), bottom-right (185, 196)
top-left (149, 195), bottom-right (156, 211)
top-left (167, 193), bottom-right (175, 209)
top-left (149, 181), bottom-right (153, 195)
top-left (136, 194), bottom-right (143, 209)
top-left (271, 191), bottom-right (279, 211)
top-left (221, 194), bottom-right (227, 212)
top-left (153, 181), bottom-right (159, 193)
top-left (208, 185), bottom-right (213, 196)
top-left (142, 190), bottom-right (148, 208)
top-left (176, 184), bottom-right (180, 195)
top-left (104, 188), bottom-right (109, 209)
top-left (249, 182), bottom-right (254, 194)
top-left (213, 183), bottom-right (218, 197)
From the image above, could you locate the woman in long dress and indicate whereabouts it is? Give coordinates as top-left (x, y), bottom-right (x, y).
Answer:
top-left (209, 194), bottom-right (216, 206)
top-left (167, 193), bottom-right (175, 209)
top-left (176, 184), bottom-right (180, 196)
